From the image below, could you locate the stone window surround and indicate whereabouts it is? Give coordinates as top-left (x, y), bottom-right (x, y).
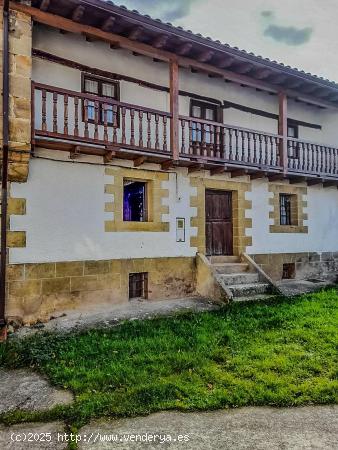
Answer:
top-left (269, 183), bottom-right (308, 234)
top-left (104, 166), bottom-right (169, 232)
top-left (190, 174), bottom-right (252, 255)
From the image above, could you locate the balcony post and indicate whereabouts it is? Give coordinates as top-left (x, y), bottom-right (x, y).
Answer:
top-left (278, 91), bottom-right (288, 173)
top-left (170, 59), bottom-right (179, 160)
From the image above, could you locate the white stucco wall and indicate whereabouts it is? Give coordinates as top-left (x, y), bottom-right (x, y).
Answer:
top-left (32, 24), bottom-right (338, 146)
top-left (248, 180), bottom-right (338, 254)
top-left (10, 155), bottom-right (197, 264)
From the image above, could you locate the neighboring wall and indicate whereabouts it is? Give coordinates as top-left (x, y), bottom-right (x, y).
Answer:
top-left (32, 25), bottom-right (338, 146)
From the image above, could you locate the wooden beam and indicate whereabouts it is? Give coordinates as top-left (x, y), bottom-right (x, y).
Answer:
top-left (104, 148), bottom-right (116, 163)
top-left (289, 177), bottom-right (305, 184)
top-left (252, 68), bottom-right (271, 80)
top-left (323, 181), bottom-right (338, 188)
top-left (69, 145), bottom-right (81, 159)
top-left (233, 63), bottom-right (253, 74)
top-left (161, 159), bottom-right (175, 170)
top-left (129, 26), bottom-right (143, 41)
top-left (230, 169), bottom-right (249, 178)
top-left (217, 56), bottom-right (235, 69)
top-left (278, 92), bottom-right (288, 173)
top-left (177, 42), bottom-right (193, 56)
top-left (210, 166), bottom-right (227, 176)
top-left (153, 34), bottom-right (169, 49)
top-left (250, 171), bottom-right (267, 180)
top-left (268, 174), bottom-right (285, 181)
top-left (307, 178), bottom-right (323, 186)
top-left (197, 50), bottom-right (214, 63)
top-left (101, 16), bottom-right (116, 32)
top-left (72, 5), bottom-right (85, 22)
top-left (133, 156), bottom-right (147, 167)
top-left (188, 163), bottom-right (204, 173)
top-left (170, 60), bottom-right (179, 160)
top-left (40, 0), bottom-right (50, 11)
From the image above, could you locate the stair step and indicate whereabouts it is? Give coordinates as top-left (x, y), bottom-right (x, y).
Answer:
top-left (217, 273), bottom-right (259, 286)
top-left (228, 282), bottom-right (271, 297)
top-left (233, 294), bottom-right (276, 302)
top-left (209, 255), bottom-right (240, 264)
top-left (213, 263), bottom-right (250, 274)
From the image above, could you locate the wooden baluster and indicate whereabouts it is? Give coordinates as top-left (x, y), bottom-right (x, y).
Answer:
top-left (113, 104), bottom-right (118, 144)
top-left (155, 114), bottom-right (160, 150)
top-left (189, 121), bottom-right (193, 155)
top-left (202, 123), bottom-right (207, 157)
top-left (130, 108), bottom-right (135, 146)
top-left (42, 89), bottom-right (47, 131)
top-left (94, 100), bottom-right (99, 140)
top-left (215, 125), bottom-right (220, 158)
top-left (264, 135), bottom-right (269, 165)
top-left (52, 91), bottom-right (57, 133)
top-left (163, 116), bottom-right (168, 152)
top-left (64, 94), bottom-right (69, 136)
top-left (221, 126), bottom-right (226, 160)
top-left (258, 134), bottom-right (263, 165)
top-left (315, 145), bottom-right (319, 173)
top-left (103, 104), bottom-right (108, 142)
top-left (147, 112), bottom-right (151, 148)
top-left (253, 133), bottom-right (257, 164)
top-left (208, 125), bottom-right (213, 158)
top-left (320, 146), bottom-right (324, 173)
top-left (228, 128), bottom-right (233, 160)
top-left (247, 132), bottom-right (252, 163)
top-left (181, 119), bottom-right (186, 154)
top-left (139, 110), bottom-right (144, 148)
top-left (234, 129), bottom-right (239, 160)
top-left (122, 107), bottom-right (126, 144)
top-left (84, 99), bottom-right (89, 138)
top-left (241, 130), bottom-right (245, 161)
top-left (74, 97), bottom-right (79, 137)
top-left (334, 148), bottom-right (337, 175)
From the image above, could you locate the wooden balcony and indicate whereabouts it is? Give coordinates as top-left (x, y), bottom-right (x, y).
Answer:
top-left (33, 83), bottom-right (338, 182)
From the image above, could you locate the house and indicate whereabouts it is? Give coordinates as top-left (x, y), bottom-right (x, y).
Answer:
top-left (1, 0), bottom-right (338, 325)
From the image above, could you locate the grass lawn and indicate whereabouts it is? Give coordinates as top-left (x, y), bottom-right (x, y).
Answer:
top-left (0, 289), bottom-right (338, 429)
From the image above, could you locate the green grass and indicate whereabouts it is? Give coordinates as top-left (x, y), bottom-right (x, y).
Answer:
top-left (1, 289), bottom-right (338, 428)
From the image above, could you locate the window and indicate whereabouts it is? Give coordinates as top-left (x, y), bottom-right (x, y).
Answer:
top-left (82, 74), bottom-right (119, 125)
top-left (123, 180), bottom-right (147, 222)
top-left (282, 263), bottom-right (296, 279)
top-left (129, 273), bottom-right (148, 299)
top-left (279, 193), bottom-right (293, 226)
top-left (287, 123), bottom-right (299, 158)
top-left (190, 100), bottom-right (221, 145)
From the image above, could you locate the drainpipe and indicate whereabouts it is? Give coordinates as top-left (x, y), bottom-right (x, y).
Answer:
top-left (0, 0), bottom-right (10, 327)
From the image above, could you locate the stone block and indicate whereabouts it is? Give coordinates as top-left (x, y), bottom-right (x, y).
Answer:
top-left (55, 261), bottom-right (84, 277)
top-left (42, 278), bottom-right (71, 295)
top-left (84, 260), bottom-right (111, 275)
top-left (25, 263), bottom-right (56, 280)
top-left (9, 117), bottom-right (30, 143)
top-left (8, 231), bottom-right (26, 248)
top-left (9, 279), bottom-right (41, 298)
top-left (7, 264), bottom-right (24, 281)
top-left (8, 198), bottom-right (26, 215)
top-left (8, 162), bottom-right (29, 182)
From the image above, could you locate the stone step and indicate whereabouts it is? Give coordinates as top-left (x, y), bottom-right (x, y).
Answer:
top-left (228, 282), bottom-right (271, 297)
top-left (213, 263), bottom-right (250, 274)
top-left (209, 255), bottom-right (241, 264)
top-left (233, 294), bottom-right (276, 302)
top-left (217, 272), bottom-right (259, 286)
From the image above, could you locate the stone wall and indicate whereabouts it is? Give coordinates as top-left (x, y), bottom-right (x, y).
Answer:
top-left (6, 257), bottom-right (196, 324)
top-left (1, 8), bottom-right (32, 182)
top-left (251, 252), bottom-right (338, 281)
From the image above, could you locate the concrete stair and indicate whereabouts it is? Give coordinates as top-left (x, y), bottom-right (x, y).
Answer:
top-left (208, 255), bottom-right (272, 302)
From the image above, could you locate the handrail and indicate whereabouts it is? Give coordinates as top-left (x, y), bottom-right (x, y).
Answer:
top-left (33, 82), bottom-right (172, 118)
top-left (179, 114), bottom-right (283, 139)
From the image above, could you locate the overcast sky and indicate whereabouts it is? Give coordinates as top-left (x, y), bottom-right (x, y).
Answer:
top-left (116, 0), bottom-right (338, 82)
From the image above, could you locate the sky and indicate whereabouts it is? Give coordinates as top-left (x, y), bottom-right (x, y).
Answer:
top-left (114, 0), bottom-right (338, 82)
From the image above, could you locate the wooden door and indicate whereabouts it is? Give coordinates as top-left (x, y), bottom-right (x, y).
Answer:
top-left (205, 190), bottom-right (233, 256)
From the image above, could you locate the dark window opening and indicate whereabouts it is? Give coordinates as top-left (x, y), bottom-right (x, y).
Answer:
top-left (287, 123), bottom-right (299, 159)
top-left (82, 74), bottom-right (120, 125)
top-left (129, 272), bottom-right (148, 299)
top-left (123, 180), bottom-right (147, 222)
top-left (190, 100), bottom-right (221, 145)
top-left (279, 193), bottom-right (292, 226)
top-left (282, 263), bottom-right (296, 279)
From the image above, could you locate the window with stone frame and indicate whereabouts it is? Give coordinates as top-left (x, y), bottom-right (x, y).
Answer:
top-left (123, 180), bottom-right (148, 222)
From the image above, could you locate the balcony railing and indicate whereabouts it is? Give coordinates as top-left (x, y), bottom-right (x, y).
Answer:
top-left (33, 83), bottom-right (338, 179)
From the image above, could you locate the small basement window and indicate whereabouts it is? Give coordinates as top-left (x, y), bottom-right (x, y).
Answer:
top-left (123, 180), bottom-right (147, 222)
top-left (129, 272), bottom-right (148, 299)
top-left (282, 263), bottom-right (296, 279)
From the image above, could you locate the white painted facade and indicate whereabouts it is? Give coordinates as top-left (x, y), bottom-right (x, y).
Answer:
top-left (9, 23), bottom-right (338, 266)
